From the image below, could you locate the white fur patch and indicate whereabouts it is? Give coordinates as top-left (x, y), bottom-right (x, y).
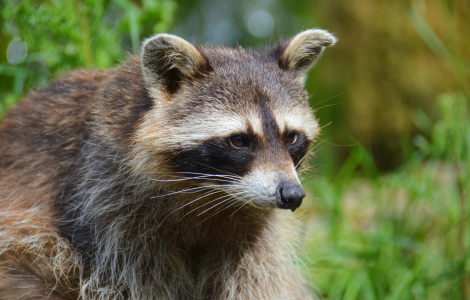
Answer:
top-left (273, 106), bottom-right (320, 140)
top-left (233, 166), bottom-right (301, 208)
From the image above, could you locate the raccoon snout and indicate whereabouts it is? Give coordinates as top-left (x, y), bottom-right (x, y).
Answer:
top-left (276, 184), bottom-right (306, 212)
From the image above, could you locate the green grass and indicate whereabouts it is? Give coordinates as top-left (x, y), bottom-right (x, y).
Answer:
top-left (303, 161), bottom-right (468, 299)
top-left (301, 93), bottom-right (469, 299)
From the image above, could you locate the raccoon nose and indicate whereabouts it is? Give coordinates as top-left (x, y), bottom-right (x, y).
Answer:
top-left (276, 184), bottom-right (306, 212)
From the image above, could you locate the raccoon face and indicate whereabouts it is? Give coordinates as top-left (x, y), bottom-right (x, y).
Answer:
top-left (136, 30), bottom-right (336, 211)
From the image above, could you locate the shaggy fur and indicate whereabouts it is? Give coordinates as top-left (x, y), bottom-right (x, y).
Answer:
top-left (0, 30), bottom-right (336, 299)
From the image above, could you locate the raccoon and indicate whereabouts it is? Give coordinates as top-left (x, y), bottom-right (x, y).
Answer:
top-left (0, 29), bottom-right (336, 299)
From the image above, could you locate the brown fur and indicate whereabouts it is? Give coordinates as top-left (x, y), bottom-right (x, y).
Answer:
top-left (0, 30), bottom-right (336, 299)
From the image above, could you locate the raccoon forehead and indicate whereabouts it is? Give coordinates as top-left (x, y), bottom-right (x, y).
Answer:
top-left (273, 106), bottom-right (320, 139)
top-left (137, 101), bottom-right (318, 151)
top-left (164, 96), bottom-right (318, 141)
top-left (136, 109), bottom-right (252, 148)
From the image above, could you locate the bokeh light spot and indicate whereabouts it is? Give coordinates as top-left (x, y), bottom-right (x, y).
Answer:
top-left (7, 37), bottom-right (28, 65)
top-left (246, 10), bottom-right (274, 38)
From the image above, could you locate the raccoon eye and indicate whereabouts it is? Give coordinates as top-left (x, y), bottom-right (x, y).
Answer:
top-left (229, 135), bottom-right (248, 148)
top-left (286, 132), bottom-right (298, 145)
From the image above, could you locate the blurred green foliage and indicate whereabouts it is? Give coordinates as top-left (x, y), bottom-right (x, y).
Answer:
top-left (0, 0), bottom-right (175, 113)
top-left (299, 2), bottom-right (469, 298)
top-left (303, 92), bottom-right (469, 299)
top-left (0, 0), bottom-right (469, 299)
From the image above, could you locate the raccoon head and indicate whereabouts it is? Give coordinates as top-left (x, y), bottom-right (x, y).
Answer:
top-left (135, 29), bottom-right (336, 212)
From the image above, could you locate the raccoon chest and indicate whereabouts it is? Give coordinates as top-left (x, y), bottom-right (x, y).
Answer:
top-left (181, 242), bottom-right (240, 297)
top-left (185, 244), bottom-right (212, 279)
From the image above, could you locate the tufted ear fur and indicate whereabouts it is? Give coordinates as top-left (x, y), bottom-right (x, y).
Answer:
top-left (141, 34), bottom-right (211, 98)
top-left (277, 29), bottom-right (337, 78)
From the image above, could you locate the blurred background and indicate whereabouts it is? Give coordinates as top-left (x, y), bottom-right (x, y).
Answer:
top-left (0, 0), bottom-right (468, 299)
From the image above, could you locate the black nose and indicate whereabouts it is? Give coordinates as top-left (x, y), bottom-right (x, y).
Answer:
top-left (276, 184), bottom-right (306, 212)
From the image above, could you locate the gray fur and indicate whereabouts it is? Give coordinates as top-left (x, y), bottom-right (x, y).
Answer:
top-left (0, 29), bottom-right (336, 299)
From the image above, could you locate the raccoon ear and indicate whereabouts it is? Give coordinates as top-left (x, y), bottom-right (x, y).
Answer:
top-left (141, 34), bottom-right (211, 96)
top-left (276, 29), bottom-right (336, 76)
